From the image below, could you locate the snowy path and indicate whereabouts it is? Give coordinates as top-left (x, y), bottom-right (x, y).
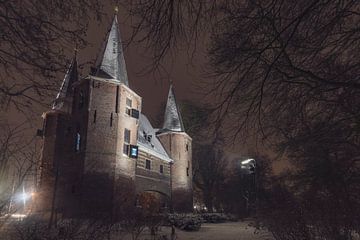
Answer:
top-left (142, 221), bottom-right (274, 240)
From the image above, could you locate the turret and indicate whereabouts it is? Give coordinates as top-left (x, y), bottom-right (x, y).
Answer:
top-left (36, 52), bottom-right (79, 220)
top-left (157, 85), bottom-right (193, 212)
top-left (52, 54), bottom-right (78, 113)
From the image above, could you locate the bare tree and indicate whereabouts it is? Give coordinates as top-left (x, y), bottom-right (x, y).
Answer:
top-left (0, 0), bottom-right (105, 112)
top-left (0, 122), bottom-right (39, 220)
top-left (126, 2), bottom-right (360, 239)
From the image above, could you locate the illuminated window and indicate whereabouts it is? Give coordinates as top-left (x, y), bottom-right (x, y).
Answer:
top-left (145, 159), bottom-right (151, 170)
top-left (75, 132), bottom-right (81, 152)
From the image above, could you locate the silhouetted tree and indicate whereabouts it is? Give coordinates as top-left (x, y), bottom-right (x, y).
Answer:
top-left (0, 0), bottom-right (105, 112)
top-left (128, 4), bottom-right (360, 238)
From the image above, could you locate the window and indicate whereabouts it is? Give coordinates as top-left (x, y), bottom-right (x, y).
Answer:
top-left (115, 86), bottom-right (119, 113)
top-left (186, 143), bottom-right (189, 152)
top-left (129, 145), bottom-right (138, 158)
top-left (160, 165), bottom-right (164, 174)
top-left (186, 161), bottom-right (190, 176)
top-left (124, 129), bottom-right (130, 143)
top-left (123, 129), bottom-right (131, 155)
top-left (145, 159), bottom-right (151, 170)
top-left (79, 91), bottom-right (85, 109)
top-left (93, 110), bottom-right (97, 123)
top-left (110, 113), bottom-right (113, 127)
top-left (125, 98), bottom-right (132, 115)
top-left (113, 41), bottom-right (116, 54)
top-left (75, 132), bottom-right (81, 152)
top-left (123, 144), bottom-right (129, 155)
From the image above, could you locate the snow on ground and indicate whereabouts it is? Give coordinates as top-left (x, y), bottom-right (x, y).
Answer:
top-left (140, 221), bottom-right (274, 240)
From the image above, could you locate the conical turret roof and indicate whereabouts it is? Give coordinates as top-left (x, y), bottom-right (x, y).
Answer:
top-left (94, 14), bottom-right (129, 86)
top-left (52, 55), bottom-right (78, 110)
top-left (162, 85), bottom-right (185, 132)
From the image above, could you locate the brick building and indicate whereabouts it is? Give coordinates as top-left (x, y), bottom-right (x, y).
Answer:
top-left (35, 14), bottom-right (193, 219)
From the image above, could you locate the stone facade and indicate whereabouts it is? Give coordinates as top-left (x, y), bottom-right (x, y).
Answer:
top-left (36, 14), bottom-right (193, 219)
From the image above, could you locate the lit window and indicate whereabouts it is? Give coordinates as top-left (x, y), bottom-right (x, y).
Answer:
top-left (160, 165), bottom-right (164, 174)
top-left (75, 133), bottom-right (81, 152)
top-left (145, 159), bottom-right (151, 170)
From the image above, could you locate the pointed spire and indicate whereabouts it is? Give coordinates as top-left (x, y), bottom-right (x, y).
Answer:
top-left (53, 52), bottom-right (78, 110)
top-left (94, 12), bottom-right (129, 86)
top-left (162, 85), bottom-right (185, 132)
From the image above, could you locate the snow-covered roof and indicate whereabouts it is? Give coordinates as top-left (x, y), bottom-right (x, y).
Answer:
top-left (94, 15), bottom-right (129, 86)
top-left (162, 85), bottom-right (185, 132)
top-left (52, 56), bottom-right (77, 110)
top-left (137, 113), bottom-right (172, 162)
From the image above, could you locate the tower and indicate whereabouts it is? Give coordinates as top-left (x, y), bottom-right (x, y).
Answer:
top-left (72, 13), bottom-right (141, 218)
top-left (36, 54), bottom-right (79, 220)
top-left (157, 85), bottom-right (193, 212)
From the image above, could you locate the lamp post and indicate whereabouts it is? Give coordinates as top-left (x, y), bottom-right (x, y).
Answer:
top-left (240, 158), bottom-right (256, 215)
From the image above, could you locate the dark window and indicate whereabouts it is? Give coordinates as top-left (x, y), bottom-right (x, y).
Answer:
top-left (123, 129), bottom-right (131, 155)
top-left (145, 159), bottom-right (151, 170)
top-left (186, 143), bottom-right (189, 152)
top-left (124, 129), bottom-right (130, 143)
top-left (186, 161), bottom-right (190, 176)
top-left (115, 86), bottom-right (119, 113)
top-left (160, 165), bottom-right (164, 174)
top-left (125, 98), bottom-right (132, 115)
top-left (93, 110), bottom-right (97, 123)
top-left (110, 113), bottom-right (113, 127)
top-left (123, 144), bottom-right (129, 155)
top-left (79, 91), bottom-right (85, 109)
top-left (113, 41), bottom-right (116, 54)
top-left (131, 109), bottom-right (140, 119)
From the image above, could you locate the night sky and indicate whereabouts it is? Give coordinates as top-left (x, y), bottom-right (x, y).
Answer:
top-left (5, 7), bottom-right (285, 173)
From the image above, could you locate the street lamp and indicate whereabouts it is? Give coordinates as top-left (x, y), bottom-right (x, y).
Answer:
top-left (240, 158), bottom-right (256, 215)
top-left (241, 158), bottom-right (256, 173)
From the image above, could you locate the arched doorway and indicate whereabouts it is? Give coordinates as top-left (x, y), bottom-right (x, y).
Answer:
top-left (136, 191), bottom-right (170, 213)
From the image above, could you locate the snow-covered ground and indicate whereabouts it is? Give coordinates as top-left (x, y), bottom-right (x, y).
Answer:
top-left (141, 221), bottom-right (274, 240)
